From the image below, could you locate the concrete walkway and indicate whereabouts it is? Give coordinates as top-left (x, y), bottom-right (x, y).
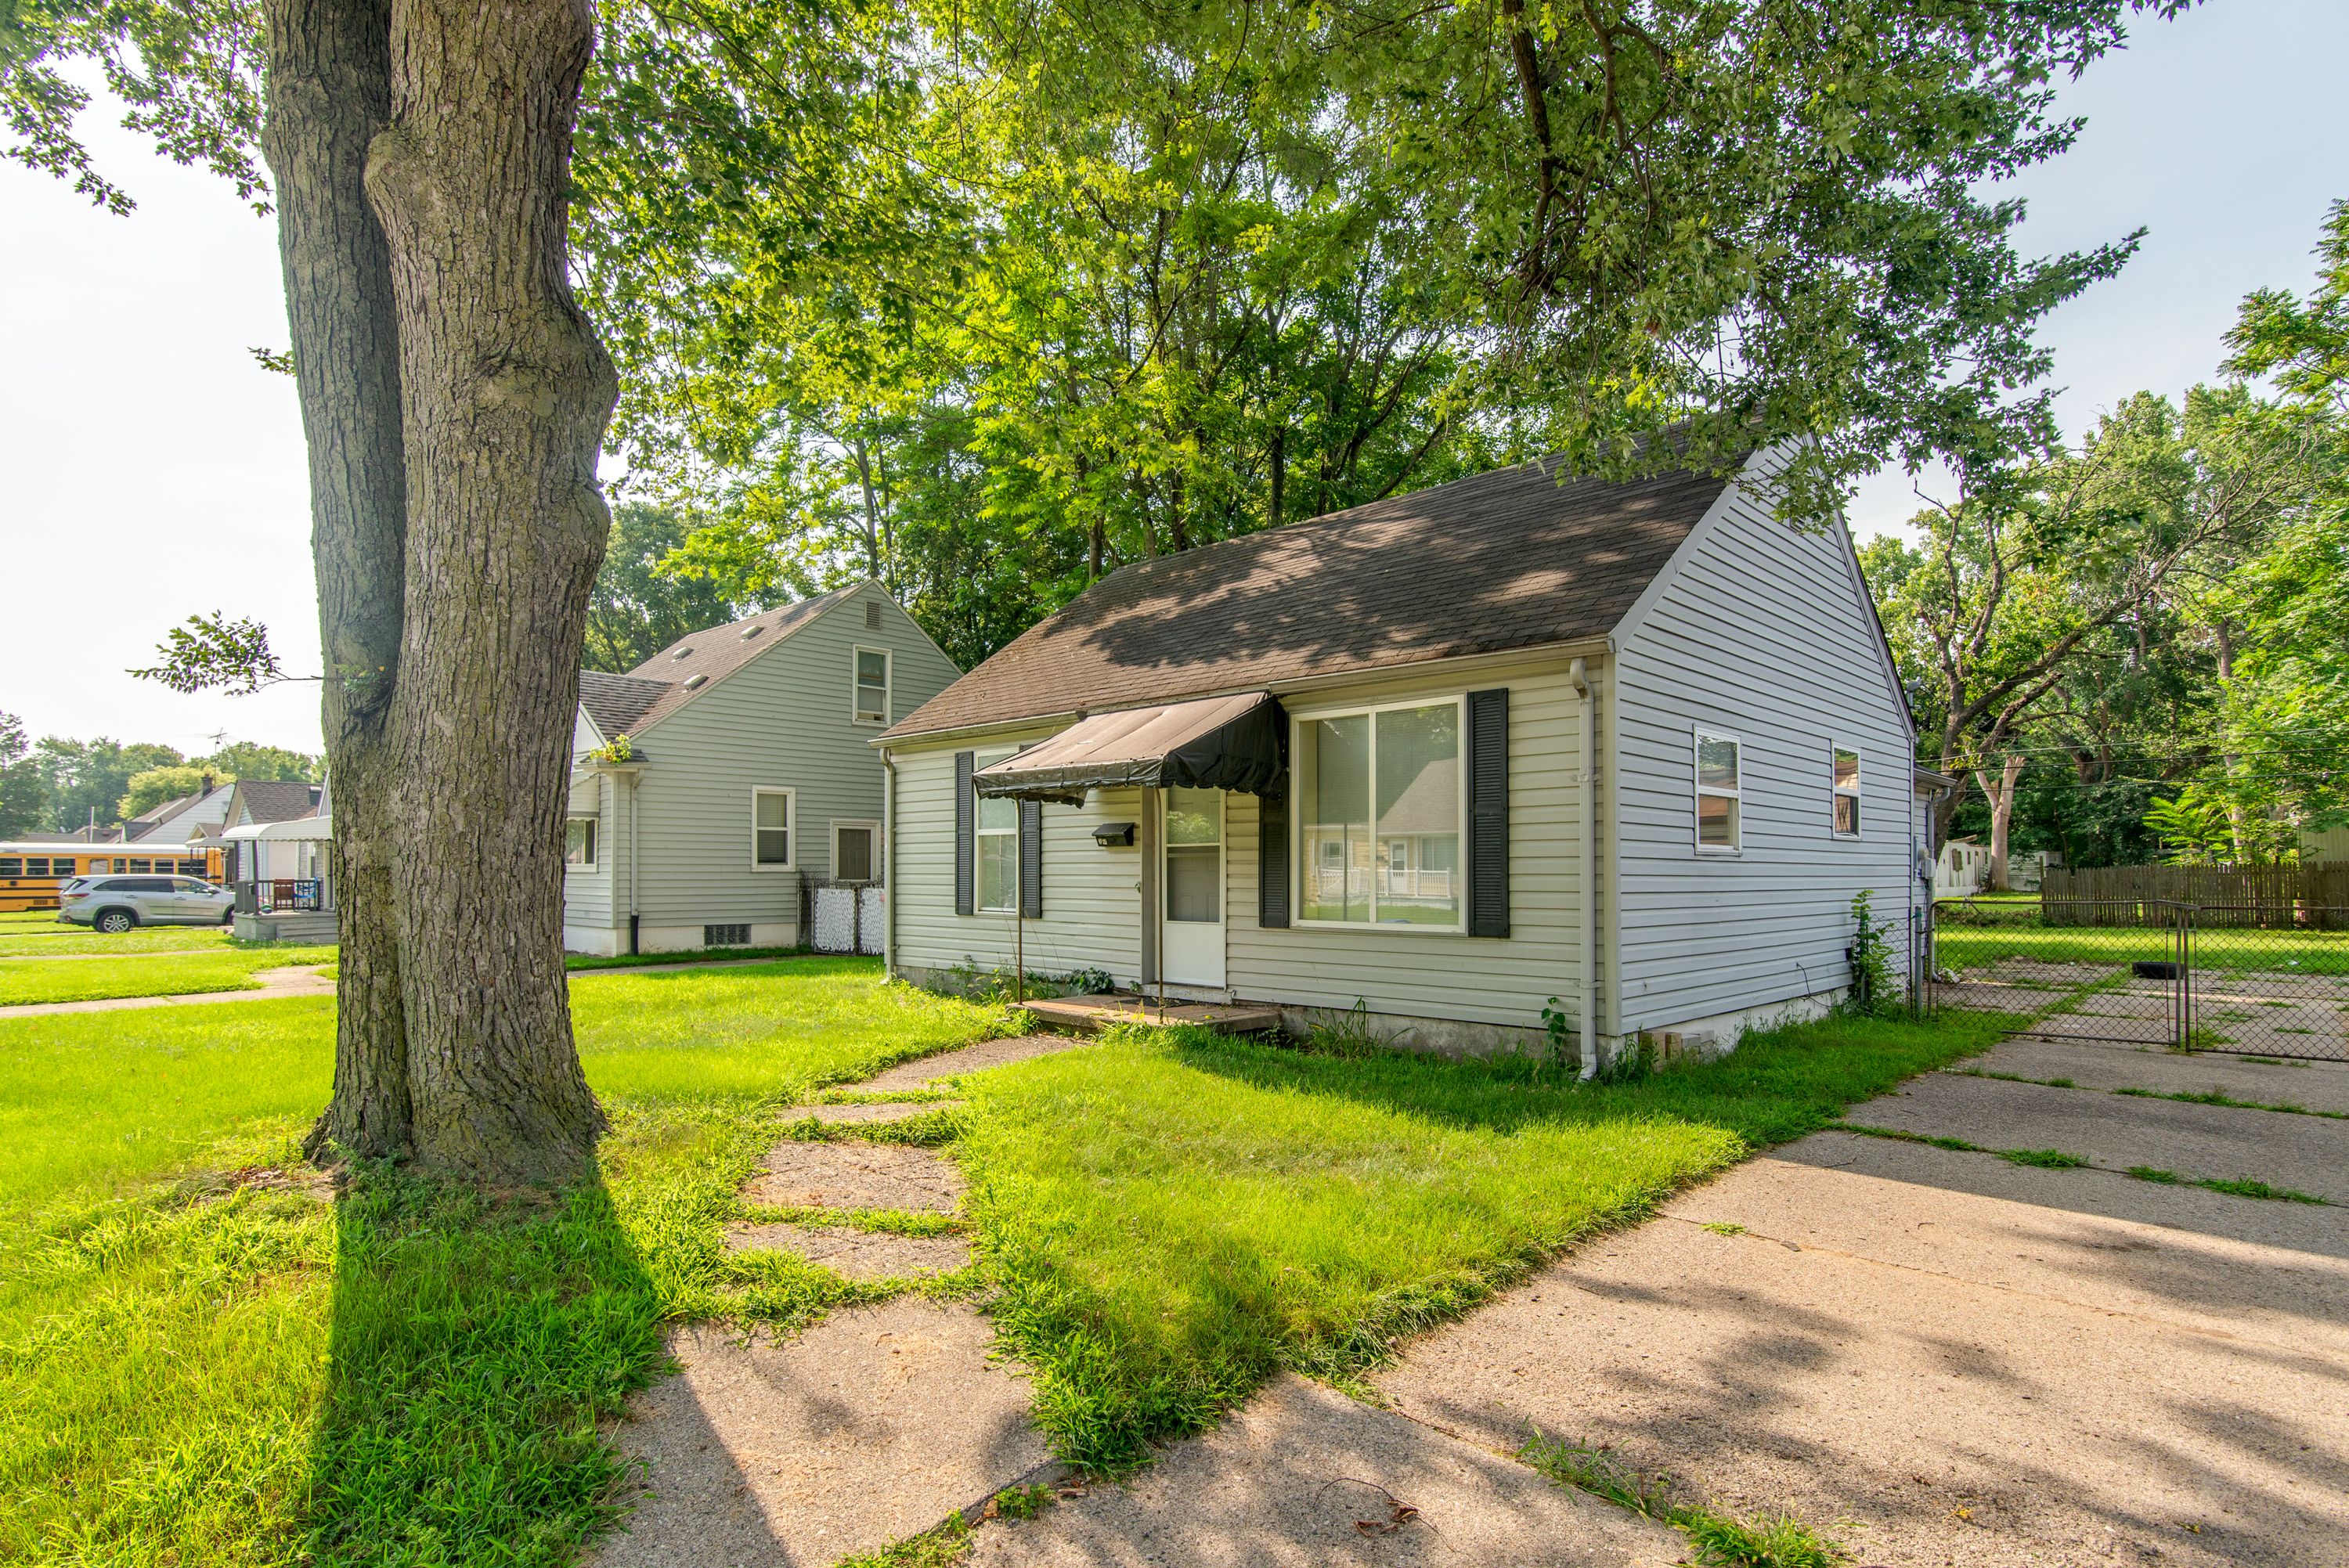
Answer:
top-left (0, 964), bottom-right (336, 1018)
top-left (1377, 1033), bottom-right (2349, 1568)
top-left (591, 1035), bottom-right (1085, 1568)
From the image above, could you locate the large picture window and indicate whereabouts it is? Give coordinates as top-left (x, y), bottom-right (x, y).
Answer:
top-left (1694, 730), bottom-right (1741, 852)
top-left (752, 788), bottom-right (794, 869)
top-left (1294, 698), bottom-right (1462, 928)
top-left (1831, 745), bottom-right (1861, 837)
top-left (974, 749), bottom-right (1017, 911)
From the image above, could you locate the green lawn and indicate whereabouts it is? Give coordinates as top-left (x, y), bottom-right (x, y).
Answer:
top-left (0, 924), bottom-right (254, 957)
top-left (0, 946), bottom-right (339, 1007)
top-left (1938, 919), bottom-right (2349, 975)
top-left (956, 1007), bottom-right (2017, 1470)
top-left (0, 953), bottom-right (2017, 1563)
top-left (0, 957), bottom-right (1019, 1566)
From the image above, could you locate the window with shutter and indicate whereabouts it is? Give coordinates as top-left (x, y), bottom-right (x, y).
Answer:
top-left (1467, 687), bottom-right (1510, 937)
top-left (1291, 697), bottom-right (1463, 930)
top-left (954, 752), bottom-right (976, 914)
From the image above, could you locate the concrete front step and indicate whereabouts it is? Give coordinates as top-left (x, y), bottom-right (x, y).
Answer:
top-left (233, 910), bottom-right (337, 943)
top-left (1022, 993), bottom-right (1281, 1036)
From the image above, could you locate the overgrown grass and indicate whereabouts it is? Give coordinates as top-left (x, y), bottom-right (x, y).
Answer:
top-left (0, 958), bottom-right (1018, 1566)
top-left (958, 1007), bottom-right (2015, 1471)
top-left (0, 946), bottom-right (337, 1007)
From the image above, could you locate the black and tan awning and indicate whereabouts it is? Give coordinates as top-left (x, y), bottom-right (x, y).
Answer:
top-left (971, 692), bottom-right (1286, 805)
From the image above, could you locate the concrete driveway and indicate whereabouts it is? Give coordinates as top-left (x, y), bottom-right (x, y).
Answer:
top-left (1378, 1033), bottom-right (2349, 1567)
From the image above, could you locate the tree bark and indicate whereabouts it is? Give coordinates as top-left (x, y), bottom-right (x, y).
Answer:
top-left (1975, 753), bottom-right (2027, 892)
top-left (265, 0), bottom-right (613, 1184)
top-left (262, 0), bottom-right (413, 1162)
top-left (363, 0), bottom-right (615, 1184)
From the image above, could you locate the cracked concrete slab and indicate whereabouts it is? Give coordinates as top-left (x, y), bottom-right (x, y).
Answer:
top-left (742, 1141), bottom-right (966, 1213)
top-left (1856, 1071), bottom-right (2349, 1199)
top-left (964, 1375), bottom-right (1681, 1567)
top-left (857, 1034), bottom-right (1088, 1094)
top-left (594, 1300), bottom-right (1048, 1568)
top-left (727, 1220), bottom-right (972, 1280)
top-left (1968, 1035), bottom-right (2349, 1114)
top-left (1378, 1137), bottom-right (2349, 1568)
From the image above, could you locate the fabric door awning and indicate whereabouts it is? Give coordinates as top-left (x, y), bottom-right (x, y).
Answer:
top-left (971, 691), bottom-right (1286, 804)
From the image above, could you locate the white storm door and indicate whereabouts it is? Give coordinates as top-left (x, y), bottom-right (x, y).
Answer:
top-left (1160, 787), bottom-right (1225, 988)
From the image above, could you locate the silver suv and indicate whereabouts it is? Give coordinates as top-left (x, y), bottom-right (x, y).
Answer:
top-left (60, 875), bottom-right (236, 932)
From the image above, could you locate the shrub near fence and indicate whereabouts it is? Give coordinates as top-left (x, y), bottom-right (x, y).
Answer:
top-left (2042, 865), bottom-right (2349, 928)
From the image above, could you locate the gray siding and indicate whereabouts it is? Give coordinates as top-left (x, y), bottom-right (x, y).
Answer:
top-left (892, 731), bottom-right (1146, 982)
top-left (1607, 452), bottom-right (1914, 1033)
top-left (563, 583), bottom-right (960, 944)
top-left (892, 651), bottom-right (1589, 1033)
top-left (563, 771), bottom-right (615, 927)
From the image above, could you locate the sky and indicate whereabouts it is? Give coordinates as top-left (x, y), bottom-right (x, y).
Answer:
top-left (2, 0), bottom-right (2346, 759)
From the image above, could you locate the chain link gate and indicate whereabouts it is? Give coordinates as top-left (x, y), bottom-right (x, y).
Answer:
top-left (1931, 898), bottom-right (2349, 1062)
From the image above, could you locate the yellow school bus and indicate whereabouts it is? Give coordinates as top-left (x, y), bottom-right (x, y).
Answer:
top-left (0, 843), bottom-right (226, 914)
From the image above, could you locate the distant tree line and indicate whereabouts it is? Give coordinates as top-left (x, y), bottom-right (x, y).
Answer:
top-left (1864, 202), bottom-right (2349, 881)
top-left (0, 717), bottom-right (323, 838)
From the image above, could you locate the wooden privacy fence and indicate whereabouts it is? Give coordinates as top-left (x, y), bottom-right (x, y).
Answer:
top-left (2042, 864), bottom-right (2349, 928)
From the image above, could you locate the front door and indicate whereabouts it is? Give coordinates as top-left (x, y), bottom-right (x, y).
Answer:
top-left (1160, 787), bottom-right (1225, 988)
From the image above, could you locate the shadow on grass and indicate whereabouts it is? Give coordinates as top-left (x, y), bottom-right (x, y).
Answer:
top-left (301, 1169), bottom-right (706, 1566)
top-left (1157, 1007), bottom-right (2025, 1150)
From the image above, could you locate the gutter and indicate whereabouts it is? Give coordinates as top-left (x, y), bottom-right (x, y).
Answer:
top-left (1569, 657), bottom-right (1599, 1080)
top-left (881, 748), bottom-right (898, 977)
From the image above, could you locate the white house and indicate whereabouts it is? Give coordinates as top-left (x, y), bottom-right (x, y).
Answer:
top-left (875, 445), bottom-right (1929, 1063)
top-left (562, 582), bottom-right (962, 956)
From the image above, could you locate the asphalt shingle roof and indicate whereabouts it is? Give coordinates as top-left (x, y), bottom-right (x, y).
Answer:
top-left (884, 456), bottom-right (1733, 740)
top-left (574, 587), bottom-right (862, 743)
top-left (236, 780), bottom-right (324, 824)
top-left (576, 671), bottom-right (673, 741)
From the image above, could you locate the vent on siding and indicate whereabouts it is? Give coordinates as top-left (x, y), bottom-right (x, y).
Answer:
top-left (864, 600), bottom-right (882, 630)
top-left (683, 673), bottom-right (709, 690)
top-left (703, 923), bottom-right (750, 946)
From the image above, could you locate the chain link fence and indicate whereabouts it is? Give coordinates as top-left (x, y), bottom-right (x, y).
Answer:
top-left (1930, 896), bottom-right (2349, 1062)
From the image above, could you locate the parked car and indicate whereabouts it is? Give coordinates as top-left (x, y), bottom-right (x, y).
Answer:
top-left (58, 875), bottom-right (236, 932)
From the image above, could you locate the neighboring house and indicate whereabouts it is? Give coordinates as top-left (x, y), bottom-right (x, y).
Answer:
top-left (563, 582), bottom-right (962, 957)
top-left (210, 779), bottom-right (327, 881)
top-left (2302, 826), bottom-right (2349, 866)
top-left (1934, 839), bottom-right (1991, 899)
top-left (875, 444), bottom-right (1925, 1059)
top-left (123, 780), bottom-right (237, 845)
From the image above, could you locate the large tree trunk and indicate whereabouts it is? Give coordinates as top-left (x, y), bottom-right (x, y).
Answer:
top-left (1975, 753), bottom-right (2027, 892)
top-left (265, 0), bottom-right (615, 1185)
top-left (262, 0), bottom-right (413, 1162)
top-left (366, 0), bottom-right (616, 1183)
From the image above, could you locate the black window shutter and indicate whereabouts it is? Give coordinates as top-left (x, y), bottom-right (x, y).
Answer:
top-left (1258, 788), bottom-right (1289, 928)
top-left (954, 752), bottom-right (975, 915)
top-left (1019, 798), bottom-right (1043, 919)
top-left (1467, 687), bottom-right (1510, 937)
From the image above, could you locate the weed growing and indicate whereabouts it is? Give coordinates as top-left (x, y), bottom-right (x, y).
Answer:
top-left (1520, 1434), bottom-right (1846, 1567)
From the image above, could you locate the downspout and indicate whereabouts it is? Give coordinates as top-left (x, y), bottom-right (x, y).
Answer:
top-left (627, 772), bottom-right (640, 957)
top-left (881, 748), bottom-right (898, 978)
top-left (1569, 658), bottom-right (1599, 1080)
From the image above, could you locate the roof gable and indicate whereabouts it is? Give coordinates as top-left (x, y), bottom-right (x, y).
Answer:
top-left (886, 456), bottom-right (1733, 739)
top-left (574, 585), bottom-right (863, 741)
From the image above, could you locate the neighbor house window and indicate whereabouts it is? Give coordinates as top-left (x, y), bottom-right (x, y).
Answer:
top-left (1831, 746), bottom-right (1861, 838)
top-left (833, 820), bottom-right (880, 882)
top-left (1694, 730), bottom-right (1741, 852)
top-left (565, 816), bottom-right (597, 867)
top-left (974, 749), bottom-right (1016, 911)
top-left (752, 788), bottom-right (794, 869)
top-left (853, 647), bottom-right (891, 725)
top-left (1293, 698), bottom-right (1463, 928)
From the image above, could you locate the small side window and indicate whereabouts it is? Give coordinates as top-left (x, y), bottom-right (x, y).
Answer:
top-left (752, 788), bottom-right (794, 869)
top-left (853, 647), bottom-right (891, 726)
top-left (565, 816), bottom-right (598, 867)
top-left (1694, 730), bottom-right (1741, 852)
top-left (1831, 746), bottom-right (1861, 838)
